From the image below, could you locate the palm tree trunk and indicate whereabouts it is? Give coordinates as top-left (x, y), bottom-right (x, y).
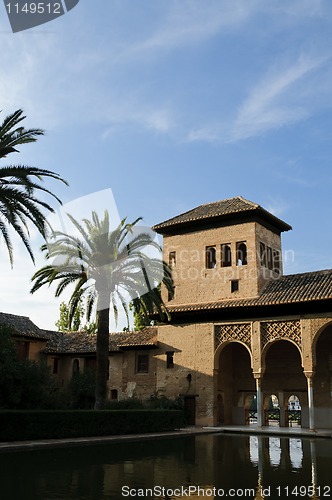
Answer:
top-left (94, 305), bottom-right (110, 409)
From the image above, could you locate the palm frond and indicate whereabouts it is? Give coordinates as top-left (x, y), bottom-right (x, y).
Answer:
top-left (0, 110), bottom-right (68, 265)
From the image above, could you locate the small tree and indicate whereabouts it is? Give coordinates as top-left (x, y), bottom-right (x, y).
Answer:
top-left (55, 300), bottom-right (97, 333)
top-left (0, 325), bottom-right (55, 409)
top-left (55, 301), bottom-right (83, 331)
top-left (130, 302), bottom-right (151, 331)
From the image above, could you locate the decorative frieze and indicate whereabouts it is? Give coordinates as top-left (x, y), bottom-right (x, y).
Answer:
top-left (215, 323), bottom-right (251, 351)
top-left (261, 320), bottom-right (301, 349)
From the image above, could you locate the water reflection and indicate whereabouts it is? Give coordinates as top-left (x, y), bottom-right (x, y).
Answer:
top-left (0, 434), bottom-right (331, 499)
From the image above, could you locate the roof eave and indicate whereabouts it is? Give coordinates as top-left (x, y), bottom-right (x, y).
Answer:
top-left (153, 208), bottom-right (291, 235)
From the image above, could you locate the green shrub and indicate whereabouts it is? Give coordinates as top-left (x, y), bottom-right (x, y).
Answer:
top-left (68, 370), bottom-right (95, 409)
top-left (146, 394), bottom-right (184, 410)
top-left (104, 397), bottom-right (145, 410)
top-left (0, 409), bottom-right (185, 442)
top-left (104, 395), bottom-right (184, 411)
top-left (0, 327), bottom-right (56, 409)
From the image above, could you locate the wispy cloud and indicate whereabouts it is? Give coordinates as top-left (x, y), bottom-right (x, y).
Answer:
top-left (264, 197), bottom-right (290, 218)
top-left (186, 51), bottom-right (332, 144)
top-left (101, 103), bottom-right (175, 139)
top-left (231, 54), bottom-right (330, 141)
top-left (0, 1), bottom-right (330, 145)
top-left (119, 0), bottom-right (260, 60)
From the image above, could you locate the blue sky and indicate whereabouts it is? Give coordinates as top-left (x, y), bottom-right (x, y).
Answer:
top-left (1, 0), bottom-right (332, 330)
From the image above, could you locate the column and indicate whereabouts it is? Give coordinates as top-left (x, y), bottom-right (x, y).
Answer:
top-left (256, 377), bottom-right (263, 427)
top-left (306, 374), bottom-right (315, 431)
top-left (278, 391), bottom-right (286, 427)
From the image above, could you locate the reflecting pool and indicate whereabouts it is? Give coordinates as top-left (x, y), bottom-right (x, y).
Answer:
top-left (1, 433), bottom-right (332, 499)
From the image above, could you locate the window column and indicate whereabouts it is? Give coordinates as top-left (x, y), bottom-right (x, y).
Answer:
top-left (305, 372), bottom-right (315, 430)
top-left (255, 376), bottom-right (263, 427)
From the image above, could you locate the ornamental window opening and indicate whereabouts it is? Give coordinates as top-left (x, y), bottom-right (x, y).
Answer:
top-left (260, 242), bottom-right (267, 267)
top-left (273, 249), bottom-right (281, 272)
top-left (206, 246), bottom-right (216, 269)
top-left (236, 242), bottom-right (247, 266)
top-left (221, 243), bottom-right (232, 267)
top-left (267, 246), bottom-right (273, 270)
top-left (169, 251), bottom-right (176, 268)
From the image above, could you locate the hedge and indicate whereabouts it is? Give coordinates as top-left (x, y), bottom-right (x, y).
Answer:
top-left (0, 409), bottom-right (185, 442)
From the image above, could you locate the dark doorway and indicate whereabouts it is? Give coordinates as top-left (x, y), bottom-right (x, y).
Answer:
top-left (184, 396), bottom-right (196, 425)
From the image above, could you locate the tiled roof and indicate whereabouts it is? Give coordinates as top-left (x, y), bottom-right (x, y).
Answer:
top-left (153, 196), bottom-right (291, 233)
top-left (166, 269), bottom-right (332, 313)
top-left (0, 312), bottom-right (49, 340)
top-left (113, 327), bottom-right (157, 348)
top-left (44, 327), bottom-right (157, 354)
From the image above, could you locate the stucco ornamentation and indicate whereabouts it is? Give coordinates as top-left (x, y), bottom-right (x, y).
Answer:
top-left (261, 320), bottom-right (301, 348)
top-left (215, 323), bottom-right (251, 350)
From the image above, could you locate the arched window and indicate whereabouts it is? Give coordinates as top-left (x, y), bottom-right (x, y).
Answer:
top-left (236, 242), bottom-right (247, 266)
top-left (206, 246), bottom-right (216, 269)
top-left (169, 251), bottom-right (176, 268)
top-left (221, 244), bottom-right (232, 267)
top-left (273, 249), bottom-right (281, 273)
top-left (267, 246), bottom-right (273, 270)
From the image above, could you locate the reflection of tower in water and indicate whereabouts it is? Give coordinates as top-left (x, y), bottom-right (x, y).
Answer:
top-left (249, 436), bottom-right (310, 500)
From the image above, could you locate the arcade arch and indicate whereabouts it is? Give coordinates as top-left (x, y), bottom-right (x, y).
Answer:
top-left (215, 341), bottom-right (255, 425)
top-left (313, 323), bottom-right (332, 428)
top-left (262, 340), bottom-right (306, 427)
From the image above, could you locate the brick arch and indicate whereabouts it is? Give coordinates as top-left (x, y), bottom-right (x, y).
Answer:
top-left (214, 341), bottom-right (255, 425)
top-left (214, 339), bottom-right (252, 370)
top-left (261, 338), bottom-right (303, 372)
top-left (214, 323), bottom-right (252, 368)
top-left (312, 320), bottom-right (332, 367)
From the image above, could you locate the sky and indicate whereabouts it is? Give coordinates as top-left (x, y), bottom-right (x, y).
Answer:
top-left (1, 0), bottom-right (332, 331)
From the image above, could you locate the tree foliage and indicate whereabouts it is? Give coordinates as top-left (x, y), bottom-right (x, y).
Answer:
top-left (0, 325), bottom-right (55, 409)
top-left (130, 301), bottom-right (151, 331)
top-left (55, 300), bottom-right (83, 332)
top-left (0, 109), bottom-right (67, 265)
top-left (31, 210), bottom-right (173, 409)
top-left (55, 300), bottom-right (97, 333)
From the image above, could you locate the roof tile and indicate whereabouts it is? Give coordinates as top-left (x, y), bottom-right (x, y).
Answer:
top-left (166, 269), bottom-right (332, 313)
top-left (0, 312), bottom-right (49, 340)
top-left (153, 196), bottom-right (291, 233)
top-left (44, 327), bottom-right (157, 354)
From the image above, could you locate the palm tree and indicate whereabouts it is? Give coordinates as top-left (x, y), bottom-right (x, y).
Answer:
top-left (0, 109), bottom-right (67, 265)
top-left (31, 210), bottom-right (173, 409)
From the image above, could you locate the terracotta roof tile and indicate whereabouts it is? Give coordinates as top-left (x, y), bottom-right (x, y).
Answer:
top-left (0, 312), bottom-right (49, 340)
top-left (166, 269), bottom-right (332, 313)
top-left (44, 327), bottom-right (157, 354)
top-left (153, 196), bottom-right (291, 233)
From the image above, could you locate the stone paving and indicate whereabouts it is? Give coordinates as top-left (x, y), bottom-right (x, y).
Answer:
top-left (0, 425), bottom-right (331, 453)
top-left (205, 424), bottom-right (332, 438)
